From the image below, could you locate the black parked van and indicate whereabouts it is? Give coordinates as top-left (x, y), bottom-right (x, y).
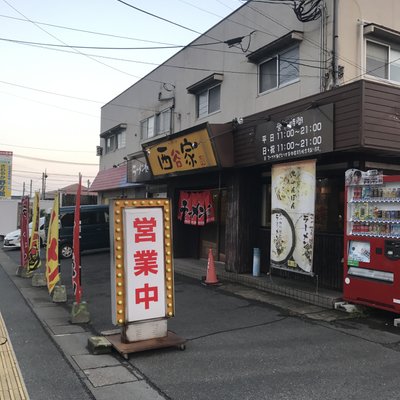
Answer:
top-left (59, 205), bottom-right (110, 258)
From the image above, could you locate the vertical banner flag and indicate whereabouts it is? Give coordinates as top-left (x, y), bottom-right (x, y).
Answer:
top-left (46, 193), bottom-right (60, 294)
top-left (0, 150), bottom-right (12, 199)
top-left (72, 174), bottom-right (82, 304)
top-left (20, 196), bottom-right (30, 268)
top-left (28, 191), bottom-right (41, 272)
top-left (270, 159), bottom-right (316, 275)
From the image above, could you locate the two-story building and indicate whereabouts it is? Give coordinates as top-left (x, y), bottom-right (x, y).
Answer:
top-left (90, 0), bottom-right (400, 292)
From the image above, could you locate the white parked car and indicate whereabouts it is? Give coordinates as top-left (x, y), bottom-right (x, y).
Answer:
top-left (3, 217), bottom-right (46, 249)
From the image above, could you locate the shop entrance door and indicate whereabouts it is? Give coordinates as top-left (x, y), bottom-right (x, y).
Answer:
top-left (199, 189), bottom-right (227, 262)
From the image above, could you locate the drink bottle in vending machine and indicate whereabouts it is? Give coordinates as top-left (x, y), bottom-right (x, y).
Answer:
top-left (343, 169), bottom-right (400, 312)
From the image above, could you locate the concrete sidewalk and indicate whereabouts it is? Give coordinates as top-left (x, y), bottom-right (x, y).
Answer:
top-left (174, 258), bottom-right (343, 309)
top-left (0, 311), bottom-right (29, 400)
top-left (0, 249), bottom-right (165, 400)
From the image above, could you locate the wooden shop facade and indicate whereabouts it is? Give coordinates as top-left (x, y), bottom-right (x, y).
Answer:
top-left (129, 79), bottom-right (400, 292)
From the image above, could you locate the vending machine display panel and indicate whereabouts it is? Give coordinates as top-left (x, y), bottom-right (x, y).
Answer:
top-left (343, 170), bottom-right (400, 312)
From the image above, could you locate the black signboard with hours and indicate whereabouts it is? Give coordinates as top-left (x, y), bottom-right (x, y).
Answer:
top-left (255, 103), bottom-right (334, 163)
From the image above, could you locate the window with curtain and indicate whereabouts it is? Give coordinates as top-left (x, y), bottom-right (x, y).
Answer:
top-left (196, 84), bottom-right (221, 118)
top-left (105, 128), bottom-right (126, 153)
top-left (366, 40), bottom-right (400, 83)
top-left (141, 108), bottom-right (172, 140)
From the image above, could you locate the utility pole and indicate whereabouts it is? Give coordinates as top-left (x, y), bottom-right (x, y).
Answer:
top-left (29, 180), bottom-right (32, 198)
top-left (22, 182), bottom-right (25, 197)
top-left (42, 170), bottom-right (48, 200)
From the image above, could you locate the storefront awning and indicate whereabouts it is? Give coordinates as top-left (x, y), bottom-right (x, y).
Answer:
top-left (89, 165), bottom-right (141, 192)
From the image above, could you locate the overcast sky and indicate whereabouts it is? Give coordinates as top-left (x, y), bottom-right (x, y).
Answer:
top-left (0, 0), bottom-right (243, 196)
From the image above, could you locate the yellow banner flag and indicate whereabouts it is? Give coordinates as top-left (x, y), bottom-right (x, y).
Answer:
top-left (27, 191), bottom-right (41, 272)
top-left (46, 194), bottom-right (60, 294)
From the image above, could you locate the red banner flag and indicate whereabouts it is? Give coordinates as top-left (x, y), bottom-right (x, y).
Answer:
top-left (20, 196), bottom-right (29, 268)
top-left (72, 174), bottom-right (82, 304)
top-left (28, 191), bottom-right (41, 272)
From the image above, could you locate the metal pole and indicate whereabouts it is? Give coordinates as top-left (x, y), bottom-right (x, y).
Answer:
top-left (332, 0), bottom-right (339, 87)
top-left (42, 170), bottom-right (47, 200)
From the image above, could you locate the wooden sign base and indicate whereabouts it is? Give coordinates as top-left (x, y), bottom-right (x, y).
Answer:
top-left (107, 331), bottom-right (186, 360)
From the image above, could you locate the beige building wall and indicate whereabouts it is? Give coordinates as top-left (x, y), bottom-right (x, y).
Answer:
top-left (337, 0), bottom-right (400, 85)
top-left (99, 0), bottom-right (400, 170)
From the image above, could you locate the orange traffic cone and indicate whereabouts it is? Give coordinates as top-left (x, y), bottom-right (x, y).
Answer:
top-left (204, 248), bottom-right (219, 285)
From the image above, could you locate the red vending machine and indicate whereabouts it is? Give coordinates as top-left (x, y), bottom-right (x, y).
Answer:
top-left (343, 169), bottom-right (400, 312)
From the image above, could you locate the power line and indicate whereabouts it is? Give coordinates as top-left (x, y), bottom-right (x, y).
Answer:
top-left (0, 89), bottom-right (142, 127)
top-left (177, 0), bottom-right (227, 19)
top-left (0, 89), bottom-right (102, 119)
top-left (0, 13), bottom-right (183, 46)
top-left (2, 1), bottom-right (387, 113)
top-left (245, 1), bottom-right (365, 77)
top-left (0, 46), bottom-right (324, 118)
top-left (0, 81), bottom-right (158, 116)
top-left (0, 79), bottom-right (103, 103)
top-left (0, 142), bottom-right (93, 153)
top-left (0, 8), bottom-right (282, 55)
top-left (2, 0), bottom-right (143, 79)
top-left (0, 36), bottom-right (226, 50)
top-left (13, 154), bottom-right (98, 166)
top-left (113, 0), bottom-right (252, 50)
top-left (115, 0), bottom-right (204, 35)
top-left (0, 42), bottom-right (324, 86)
top-left (13, 169), bottom-right (96, 178)
top-left (1, 0), bottom-right (359, 87)
top-left (12, 173), bottom-right (79, 183)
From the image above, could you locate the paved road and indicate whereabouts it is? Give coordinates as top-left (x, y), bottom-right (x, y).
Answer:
top-left (3, 247), bottom-right (400, 400)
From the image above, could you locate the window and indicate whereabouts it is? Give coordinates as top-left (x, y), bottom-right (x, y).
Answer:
top-left (366, 40), bottom-right (400, 82)
top-left (366, 41), bottom-right (388, 79)
top-left (116, 131), bottom-right (126, 149)
top-left (259, 45), bottom-right (299, 93)
top-left (100, 123), bottom-right (126, 154)
top-left (141, 109), bottom-right (172, 140)
top-left (187, 73), bottom-right (223, 119)
top-left (260, 176), bottom-right (344, 233)
top-left (60, 212), bottom-right (74, 228)
top-left (105, 136), bottom-right (115, 153)
top-left (157, 109), bottom-right (171, 134)
top-left (104, 128), bottom-right (126, 154)
top-left (81, 212), bottom-right (98, 226)
top-left (197, 84), bottom-right (221, 118)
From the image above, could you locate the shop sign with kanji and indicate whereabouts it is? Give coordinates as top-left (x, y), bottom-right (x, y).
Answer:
top-left (0, 150), bottom-right (12, 199)
top-left (144, 128), bottom-right (217, 176)
top-left (111, 199), bottom-right (174, 325)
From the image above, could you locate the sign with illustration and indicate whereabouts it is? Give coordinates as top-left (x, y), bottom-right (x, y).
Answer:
top-left (348, 240), bottom-right (370, 264)
top-left (143, 128), bottom-right (217, 176)
top-left (270, 159), bottom-right (316, 274)
top-left (345, 168), bottom-right (383, 186)
top-left (0, 150), bottom-right (12, 199)
top-left (256, 104), bottom-right (333, 162)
